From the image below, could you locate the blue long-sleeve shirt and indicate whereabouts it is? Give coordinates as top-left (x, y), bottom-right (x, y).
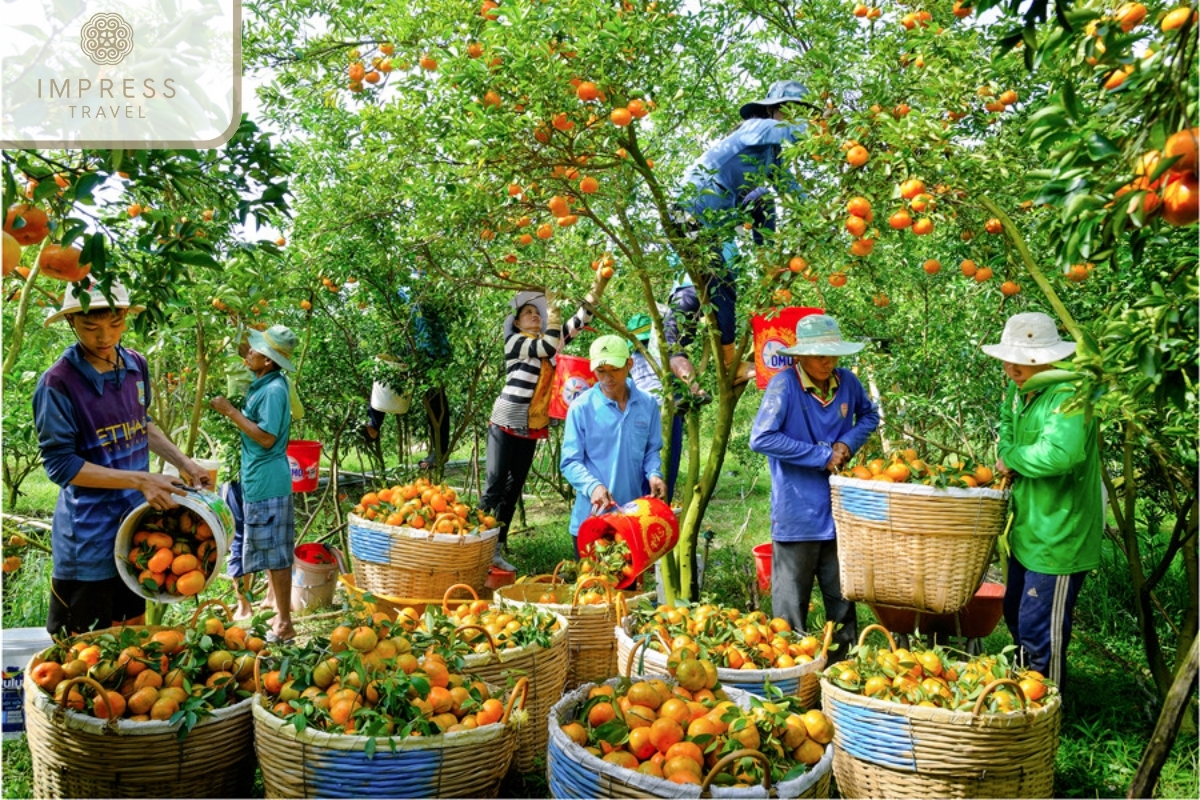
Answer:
top-left (32, 344), bottom-right (153, 580)
top-left (749, 366), bottom-right (879, 542)
top-left (561, 381), bottom-right (663, 537)
top-left (681, 117), bottom-right (805, 222)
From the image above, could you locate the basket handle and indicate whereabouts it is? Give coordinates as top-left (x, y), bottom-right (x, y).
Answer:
top-left (520, 574), bottom-right (558, 585)
top-left (55, 675), bottom-right (112, 714)
top-left (699, 748), bottom-right (773, 794)
top-left (189, 598), bottom-right (235, 629)
top-left (550, 560), bottom-right (570, 584)
top-left (454, 624), bottom-right (500, 657)
top-left (856, 623), bottom-right (898, 652)
top-left (252, 649), bottom-right (270, 694)
top-left (501, 676), bottom-right (530, 724)
top-left (624, 635), bottom-right (650, 678)
top-left (971, 678), bottom-right (1029, 716)
top-left (571, 575), bottom-right (614, 610)
top-left (442, 583), bottom-right (480, 613)
top-left (614, 591), bottom-right (629, 623)
top-left (818, 620), bottom-right (835, 659)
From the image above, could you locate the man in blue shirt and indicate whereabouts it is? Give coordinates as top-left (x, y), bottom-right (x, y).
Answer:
top-left (33, 281), bottom-right (212, 635)
top-left (667, 80), bottom-right (809, 395)
top-left (749, 315), bottom-right (879, 655)
top-left (561, 336), bottom-right (667, 555)
top-left (210, 324), bottom-right (298, 642)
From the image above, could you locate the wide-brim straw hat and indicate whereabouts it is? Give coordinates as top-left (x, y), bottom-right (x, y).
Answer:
top-left (504, 290), bottom-right (548, 337)
top-left (248, 324), bottom-right (298, 372)
top-left (739, 79), bottom-right (811, 119)
top-left (779, 314), bottom-right (865, 357)
top-left (45, 280), bottom-right (145, 327)
top-left (981, 312), bottom-right (1076, 365)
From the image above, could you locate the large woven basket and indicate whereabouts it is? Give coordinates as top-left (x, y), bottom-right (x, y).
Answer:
top-left (440, 584), bottom-right (571, 774)
top-left (829, 475), bottom-right (1008, 614)
top-left (25, 674), bottom-right (254, 798)
top-left (253, 678), bottom-right (526, 798)
top-left (347, 512), bottom-right (499, 598)
top-left (821, 675), bottom-right (1061, 798)
top-left (495, 576), bottom-right (653, 688)
top-left (616, 620), bottom-right (832, 710)
top-left (23, 604), bottom-right (255, 798)
top-left (546, 677), bottom-right (834, 799)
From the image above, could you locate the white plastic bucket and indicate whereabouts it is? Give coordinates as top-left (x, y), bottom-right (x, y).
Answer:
top-left (369, 355), bottom-right (411, 414)
top-left (2, 627), bottom-right (52, 739)
top-left (290, 544), bottom-right (341, 614)
top-left (113, 489), bottom-right (233, 603)
top-left (163, 458), bottom-right (220, 486)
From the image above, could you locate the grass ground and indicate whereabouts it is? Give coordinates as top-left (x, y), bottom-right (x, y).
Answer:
top-left (3, 452), bottom-right (1197, 798)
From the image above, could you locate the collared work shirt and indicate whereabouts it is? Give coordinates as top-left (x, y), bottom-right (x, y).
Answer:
top-left (561, 381), bottom-right (663, 537)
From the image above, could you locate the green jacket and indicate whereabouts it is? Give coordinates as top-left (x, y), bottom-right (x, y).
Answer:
top-left (998, 374), bottom-right (1103, 575)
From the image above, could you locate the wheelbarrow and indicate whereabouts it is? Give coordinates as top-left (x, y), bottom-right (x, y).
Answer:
top-left (869, 582), bottom-right (1005, 655)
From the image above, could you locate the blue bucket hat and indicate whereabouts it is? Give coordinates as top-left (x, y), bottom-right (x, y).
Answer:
top-left (779, 315), bottom-right (865, 357)
top-left (739, 80), bottom-right (810, 119)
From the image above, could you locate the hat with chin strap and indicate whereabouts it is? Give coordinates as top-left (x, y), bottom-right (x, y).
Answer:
top-left (739, 80), bottom-right (811, 119)
top-left (45, 280), bottom-right (145, 327)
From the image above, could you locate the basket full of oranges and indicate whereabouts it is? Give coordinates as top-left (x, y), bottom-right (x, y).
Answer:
top-left (494, 555), bottom-right (654, 689)
top-left (820, 624), bottom-right (1061, 799)
top-left (830, 450), bottom-right (1010, 615)
top-left (23, 601), bottom-right (261, 799)
top-left (347, 479), bottom-right (500, 598)
top-left (618, 603), bottom-right (833, 709)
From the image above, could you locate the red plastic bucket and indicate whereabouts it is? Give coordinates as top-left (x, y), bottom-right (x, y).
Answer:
top-left (753, 542), bottom-right (772, 591)
top-left (577, 496), bottom-right (679, 589)
top-left (485, 565), bottom-right (516, 590)
top-left (286, 440), bottom-right (322, 492)
top-left (549, 355), bottom-right (597, 420)
top-left (751, 307), bottom-right (824, 389)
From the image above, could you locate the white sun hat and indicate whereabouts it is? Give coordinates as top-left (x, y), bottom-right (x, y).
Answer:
top-left (779, 314), bottom-right (865, 357)
top-left (981, 312), bottom-right (1077, 365)
top-left (44, 280), bottom-right (145, 327)
top-left (503, 290), bottom-right (548, 337)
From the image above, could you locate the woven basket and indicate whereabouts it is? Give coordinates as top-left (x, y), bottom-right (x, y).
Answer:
top-left (546, 677), bottom-right (834, 799)
top-left (23, 601), bottom-right (255, 798)
top-left (347, 512), bottom-right (499, 598)
top-left (253, 678), bottom-right (527, 798)
top-left (495, 576), bottom-right (653, 688)
top-left (437, 584), bottom-right (570, 774)
top-left (616, 620), bottom-right (832, 710)
top-left (829, 475), bottom-right (1009, 614)
top-left (25, 675), bottom-right (254, 798)
top-left (338, 573), bottom-right (475, 619)
top-left (820, 626), bottom-right (1061, 799)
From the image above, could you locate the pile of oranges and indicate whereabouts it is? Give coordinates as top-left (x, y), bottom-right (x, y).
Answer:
top-left (352, 479), bottom-right (497, 534)
top-left (259, 614), bottom-right (510, 736)
top-left (840, 448), bottom-right (996, 489)
top-left (630, 604), bottom-right (826, 671)
top-left (528, 540), bottom-right (636, 605)
top-left (407, 597), bottom-right (563, 654)
top-left (29, 609), bottom-right (265, 728)
top-left (124, 507), bottom-right (220, 597)
top-left (560, 668), bottom-right (833, 786)
top-left (824, 641), bottom-right (1055, 713)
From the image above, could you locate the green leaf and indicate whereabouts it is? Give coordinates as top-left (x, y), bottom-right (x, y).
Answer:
top-left (1021, 370), bottom-right (1082, 393)
top-left (172, 250), bottom-right (219, 268)
top-left (1083, 133), bottom-right (1120, 161)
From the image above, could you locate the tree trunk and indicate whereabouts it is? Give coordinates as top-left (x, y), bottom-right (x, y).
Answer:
top-left (1127, 635), bottom-right (1200, 799)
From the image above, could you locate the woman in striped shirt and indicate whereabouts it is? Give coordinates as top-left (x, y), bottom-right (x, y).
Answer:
top-left (483, 270), bottom-right (611, 569)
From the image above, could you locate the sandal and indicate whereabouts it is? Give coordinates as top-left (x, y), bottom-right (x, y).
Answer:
top-left (418, 456), bottom-right (437, 470)
top-left (266, 631), bottom-right (295, 645)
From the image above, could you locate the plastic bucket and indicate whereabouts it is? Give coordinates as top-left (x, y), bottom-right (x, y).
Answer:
top-left (751, 307), bottom-right (824, 389)
top-left (291, 543), bottom-right (341, 613)
top-left (549, 354), bottom-right (596, 421)
top-left (113, 488), bottom-right (233, 603)
top-left (753, 542), bottom-right (773, 591)
top-left (2, 627), bottom-right (52, 740)
top-left (164, 457), bottom-right (220, 487)
top-left (286, 440), bottom-right (322, 492)
top-left (485, 565), bottom-right (516, 591)
top-left (370, 355), bottom-right (411, 414)
top-left (576, 496), bottom-right (679, 590)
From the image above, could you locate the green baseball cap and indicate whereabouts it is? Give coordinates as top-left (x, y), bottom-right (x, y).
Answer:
top-left (626, 313), bottom-right (653, 342)
top-left (590, 334), bottom-right (631, 370)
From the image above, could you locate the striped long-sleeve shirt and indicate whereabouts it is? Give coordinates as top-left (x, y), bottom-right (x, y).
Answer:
top-left (489, 304), bottom-right (591, 433)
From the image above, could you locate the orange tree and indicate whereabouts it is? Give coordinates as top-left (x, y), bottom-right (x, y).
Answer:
top-left (243, 0), bottom-right (1196, 656)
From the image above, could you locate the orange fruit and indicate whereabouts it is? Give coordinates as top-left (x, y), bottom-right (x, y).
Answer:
top-left (38, 244), bottom-right (91, 282)
top-left (888, 209), bottom-right (913, 229)
top-left (4, 205), bottom-right (50, 245)
top-left (2, 231), bottom-right (21, 277)
top-left (561, 721), bottom-right (588, 746)
top-left (611, 108), bottom-right (633, 126)
top-left (1000, 280), bottom-right (1021, 296)
top-left (899, 178), bottom-right (926, 200)
top-left (628, 726), bottom-right (657, 759)
top-left (648, 716), bottom-right (684, 754)
top-left (911, 217), bottom-right (934, 235)
top-left (1162, 173), bottom-right (1199, 226)
top-left (845, 215), bottom-right (868, 237)
top-left (588, 701), bottom-right (616, 727)
top-left (846, 196), bottom-right (872, 218)
top-left (1161, 6), bottom-right (1192, 31)
top-left (176, 570), bottom-right (205, 596)
top-left (960, 259), bottom-right (978, 277)
top-left (845, 145), bottom-right (869, 167)
top-left (922, 258), bottom-right (941, 274)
